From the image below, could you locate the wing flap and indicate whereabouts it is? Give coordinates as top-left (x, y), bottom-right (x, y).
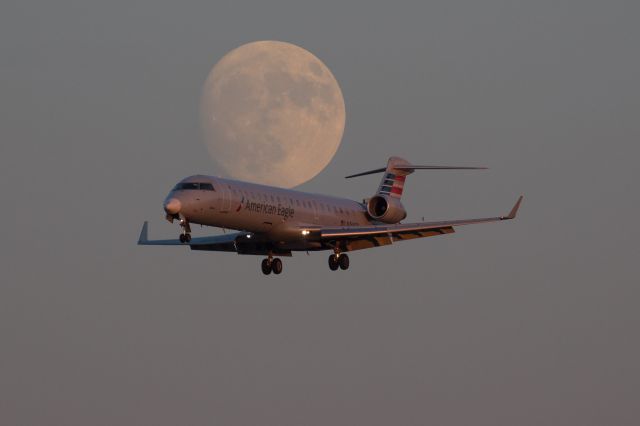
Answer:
top-left (391, 226), bottom-right (455, 242)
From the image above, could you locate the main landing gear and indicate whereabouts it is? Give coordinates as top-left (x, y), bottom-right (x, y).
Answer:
top-left (328, 253), bottom-right (349, 271)
top-left (260, 253), bottom-right (349, 275)
top-left (261, 257), bottom-right (283, 275)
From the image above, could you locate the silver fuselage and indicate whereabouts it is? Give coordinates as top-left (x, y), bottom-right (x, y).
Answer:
top-left (164, 175), bottom-right (372, 250)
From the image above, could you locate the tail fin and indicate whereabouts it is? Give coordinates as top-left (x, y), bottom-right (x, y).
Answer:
top-left (376, 157), bottom-right (413, 199)
top-left (346, 156), bottom-right (487, 199)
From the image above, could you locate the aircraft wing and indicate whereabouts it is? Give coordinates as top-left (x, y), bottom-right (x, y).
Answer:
top-left (137, 221), bottom-right (239, 252)
top-left (317, 196), bottom-right (523, 251)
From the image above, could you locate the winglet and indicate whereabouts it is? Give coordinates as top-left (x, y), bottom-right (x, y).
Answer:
top-left (138, 221), bottom-right (149, 244)
top-left (503, 196), bottom-right (523, 220)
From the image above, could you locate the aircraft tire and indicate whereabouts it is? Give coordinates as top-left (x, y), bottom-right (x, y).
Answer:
top-left (339, 254), bottom-right (350, 270)
top-left (261, 258), bottom-right (272, 275)
top-left (185, 234), bottom-right (191, 243)
top-left (272, 258), bottom-right (283, 274)
top-left (328, 254), bottom-right (339, 271)
top-left (179, 234), bottom-right (187, 243)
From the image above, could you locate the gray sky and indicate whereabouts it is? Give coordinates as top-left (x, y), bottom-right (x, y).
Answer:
top-left (2, 1), bottom-right (639, 425)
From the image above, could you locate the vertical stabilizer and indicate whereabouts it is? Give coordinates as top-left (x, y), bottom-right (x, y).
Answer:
top-left (376, 157), bottom-right (413, 199)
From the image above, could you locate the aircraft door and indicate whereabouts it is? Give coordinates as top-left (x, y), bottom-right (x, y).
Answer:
top-left (218, 184), bottom-right (232, 213)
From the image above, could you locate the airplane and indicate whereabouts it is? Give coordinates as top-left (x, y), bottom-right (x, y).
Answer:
top-left (138, 156), bottom-right (522, 275)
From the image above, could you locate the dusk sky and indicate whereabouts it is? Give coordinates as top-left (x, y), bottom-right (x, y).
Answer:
top-left (2, 1), bottom-right (639, 425)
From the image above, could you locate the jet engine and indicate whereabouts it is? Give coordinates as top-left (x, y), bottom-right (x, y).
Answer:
top-left (366, 195), bottom-right (407, 224)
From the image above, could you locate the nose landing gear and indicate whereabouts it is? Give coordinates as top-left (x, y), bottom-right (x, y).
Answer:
top-left (178, 218), bottom-right (191, 244)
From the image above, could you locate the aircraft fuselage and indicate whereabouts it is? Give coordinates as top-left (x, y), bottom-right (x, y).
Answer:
top-left (164, 174), bottom-right (371, 246)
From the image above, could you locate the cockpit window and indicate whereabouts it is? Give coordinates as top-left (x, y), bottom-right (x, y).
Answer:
top-left (176, 182), bottom-right (199, 190)
top-left (173, 182), bottom-right (215, 191)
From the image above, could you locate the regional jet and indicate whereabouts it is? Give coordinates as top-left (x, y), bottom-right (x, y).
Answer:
top-left (138, 156), bottom-right (522, 274)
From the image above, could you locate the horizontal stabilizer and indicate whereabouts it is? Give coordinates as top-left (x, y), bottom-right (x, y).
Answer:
top-left (346, 164), bottom-right (487, 178)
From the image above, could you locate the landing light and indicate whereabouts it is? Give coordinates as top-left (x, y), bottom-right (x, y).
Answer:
top-left (246, 234), bottom-right (252, 239)
top-left (301, 230), bottom-right (310, 236)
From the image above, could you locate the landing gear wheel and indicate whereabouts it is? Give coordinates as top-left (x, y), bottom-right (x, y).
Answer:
top-left (261, 258), bottom-right (272, 275)
top-left (328, 254), bottom-right (339, 271)
top-left (339, 254), bottom-right (350, 270)
top-left (271, 258), bottom-right (283, 274)
top-left (178, 219), bottom-right (191, 242)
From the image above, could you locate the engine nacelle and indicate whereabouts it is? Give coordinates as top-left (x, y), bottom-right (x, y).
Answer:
top-left (367, 195), bottom-right (407, 224)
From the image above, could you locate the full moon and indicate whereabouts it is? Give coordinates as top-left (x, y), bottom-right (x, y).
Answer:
top-left (200, 41), bottom-right (346, 188)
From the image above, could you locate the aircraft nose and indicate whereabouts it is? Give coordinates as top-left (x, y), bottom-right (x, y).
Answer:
top-left (164, 198), bottom-right (182, 215)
